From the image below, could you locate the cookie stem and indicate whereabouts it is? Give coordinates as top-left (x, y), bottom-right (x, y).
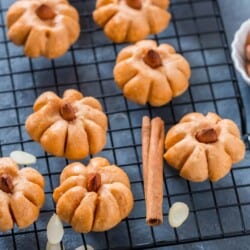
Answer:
top-left (60, 102), bottom-right (76, 121)
top-left (0, 174), bottom-right (14, 193)
top-left (195, 128), bottom-right (218, 143)
top-left (87, 173), bottom-right (101, 192)
top-left (36, 4), bottom-right (56, 20)
top-left (126, 0), bottom-right (142, 10)
top-left (143, 50), bottom-right (162, 69)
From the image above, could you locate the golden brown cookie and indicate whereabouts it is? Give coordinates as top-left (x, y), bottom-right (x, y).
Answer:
top-left (6, 0), bottom-right (80, 58)
top-left (25, 89), bottom-right (108, 160)
top-left (164, 112), bottom-right (246, 182)
top-left (93, 0), bottom-right (171, 43)
top-left (53, 157), bottom-right (134, 232)
top-left (0, 157), bottom-right (45, 231)
top-left (113, 40), bottom-right (191, 106)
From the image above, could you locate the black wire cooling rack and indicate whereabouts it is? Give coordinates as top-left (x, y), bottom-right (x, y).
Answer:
top-left (0, 0), bottom-right (250, 249)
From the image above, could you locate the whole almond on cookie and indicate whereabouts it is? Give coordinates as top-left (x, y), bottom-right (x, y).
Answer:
top-left (126, 0), bottom-right (142, 9)
top-left (143, 50), bottom-right (162, 68)
top-left (87, 173), bottom-right (101, 192)
top-left (195, 128), bottom-right (218, 144)
top-left (36, 4), bottom-right (56, 20)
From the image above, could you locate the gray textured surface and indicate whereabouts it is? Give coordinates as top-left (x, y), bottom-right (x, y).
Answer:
top-left (0, 0), bottom-right (250, 250)
top-left (155, 234), bottom-right (250, 250)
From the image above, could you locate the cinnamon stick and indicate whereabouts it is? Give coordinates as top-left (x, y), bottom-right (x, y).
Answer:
top-left (142, 116), bottom-right (150, 200)
top-left (142, 116), bottom-right (165, 226)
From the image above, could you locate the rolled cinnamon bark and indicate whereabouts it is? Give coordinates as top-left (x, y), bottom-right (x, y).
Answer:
top-left (142, 116), bottom-right (150, 200)
top-left (142, 116), bottom-right (165, 226)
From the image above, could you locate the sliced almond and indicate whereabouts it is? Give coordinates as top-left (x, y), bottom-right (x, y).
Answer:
top-left (10, 150), bottom-right (37, 165)
top-left (75, 245), bottom-right (94, 250)
top-left (168, 202), bottom-right (189, 228)
top-left (46, 242), bottom-right (64, 250)
top-left (47, 213), bottom-right (64, 245)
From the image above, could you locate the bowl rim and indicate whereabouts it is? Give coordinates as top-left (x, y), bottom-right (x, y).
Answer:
top-left (231, 18), bottom-right (250, 85)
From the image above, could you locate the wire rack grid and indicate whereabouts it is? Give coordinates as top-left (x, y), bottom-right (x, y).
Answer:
top-left (0, 0), bottom-right (250, 249)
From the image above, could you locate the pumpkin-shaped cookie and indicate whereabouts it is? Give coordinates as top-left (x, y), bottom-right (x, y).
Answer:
top-left (25, 89), bottom-right (108, 160)
top-left (164, 112), bottom-right (246, 182)
top-left (53, 157), bottom-right (134, 232)
top-left (6, 0), bottom-right (80, 58)
top-left (113, 40), bottom-right (191, 106)
top-left (0, 157), bottom-right (45, 231)
top-left (93, 0), bottom-right (171, 43)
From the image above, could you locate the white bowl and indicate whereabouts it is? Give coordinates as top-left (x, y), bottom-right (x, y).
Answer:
top-left (231, 19), bottom-right (250, 85)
